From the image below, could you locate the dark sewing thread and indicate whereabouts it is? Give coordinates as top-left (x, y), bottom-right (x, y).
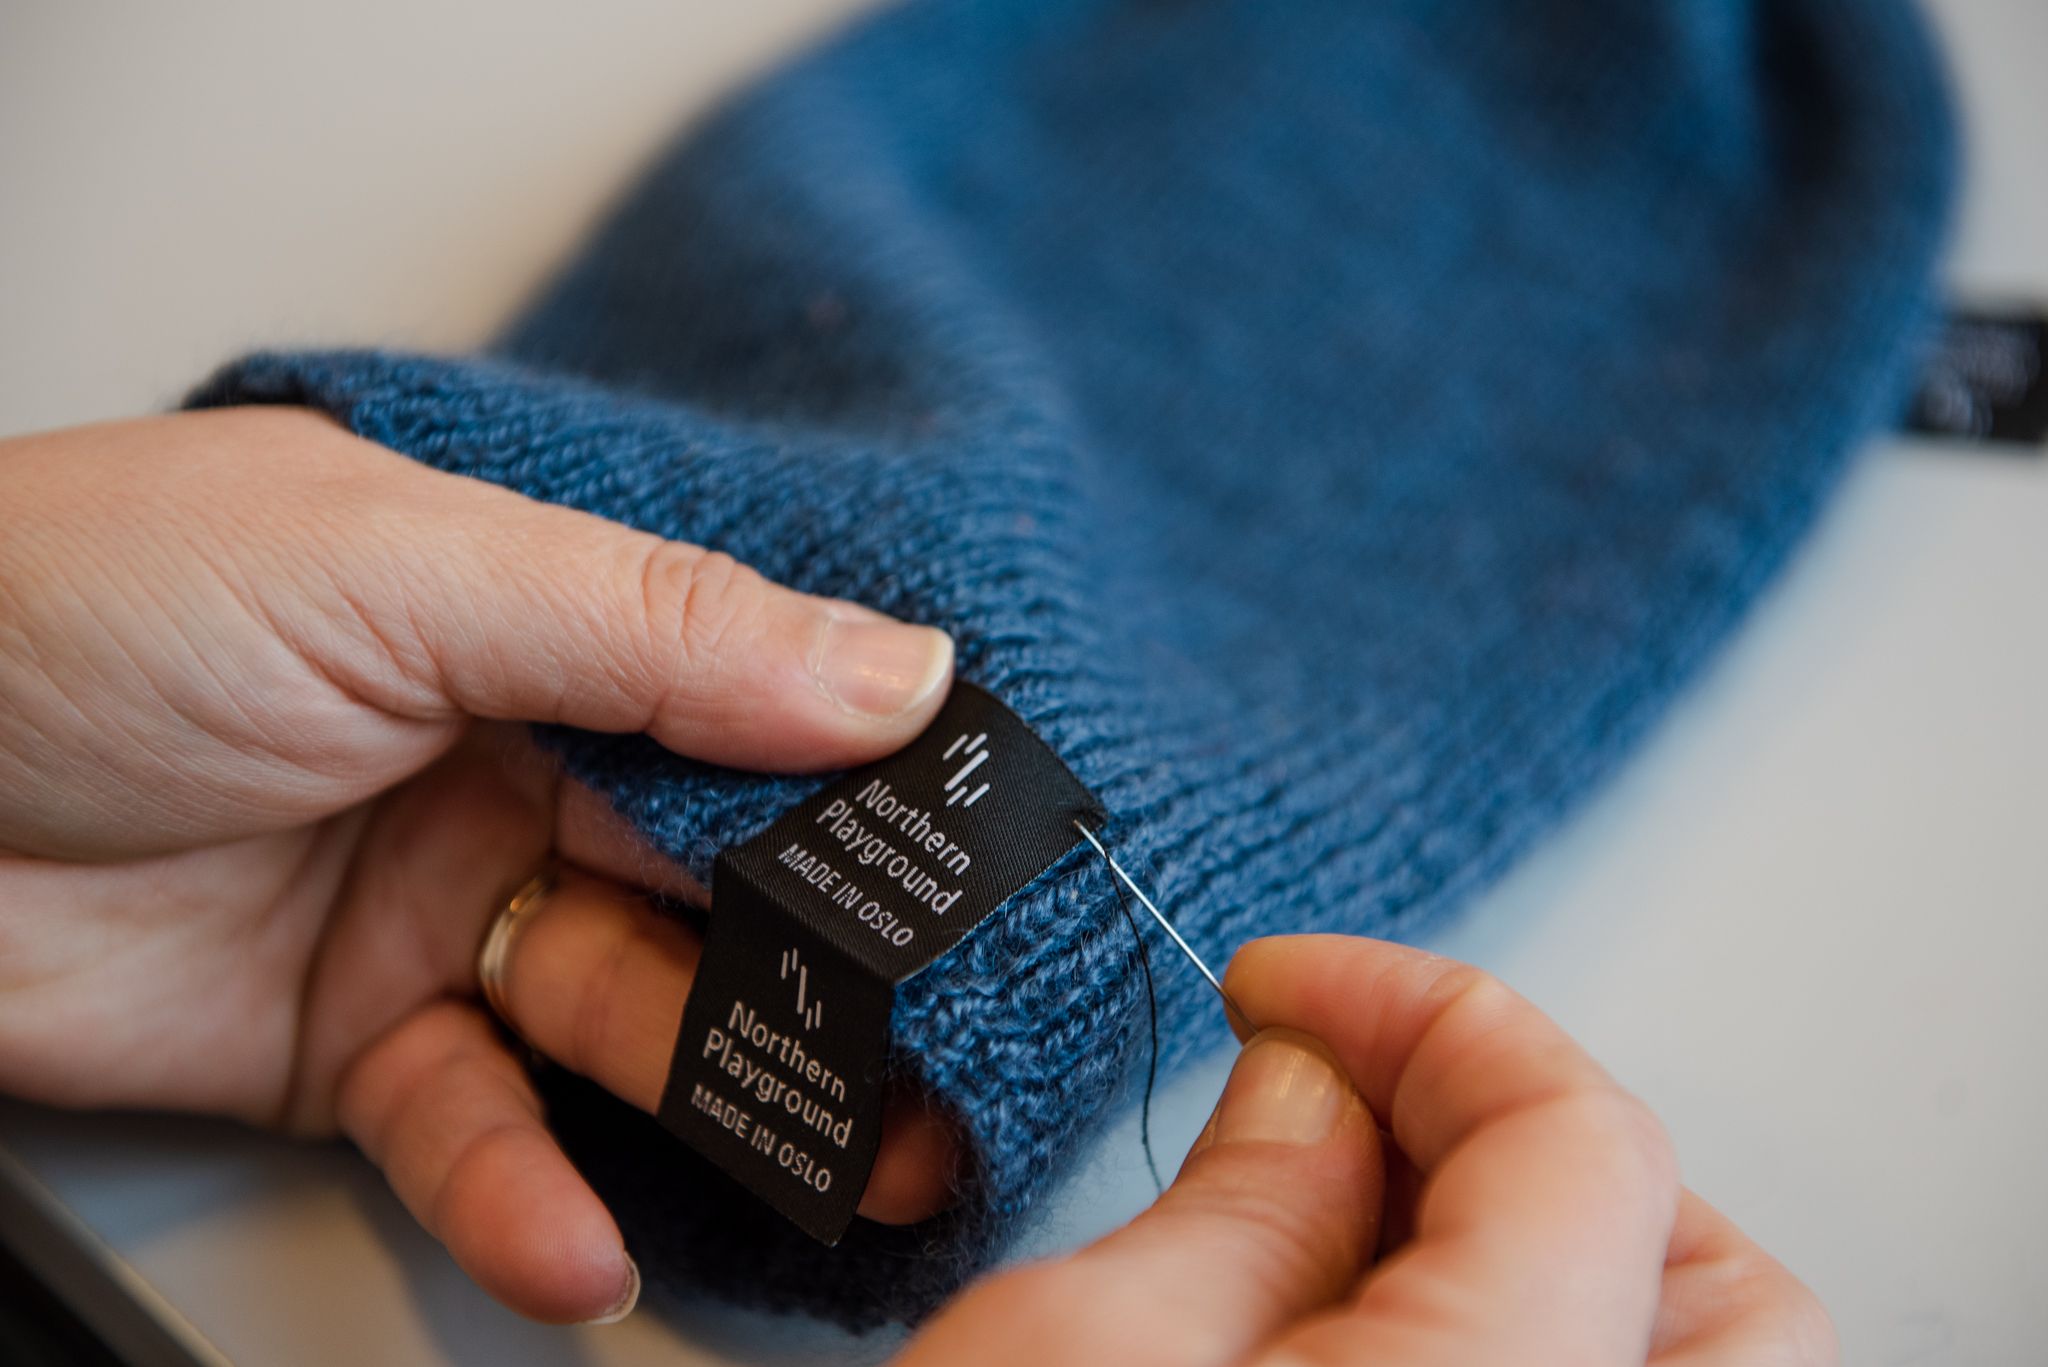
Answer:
top-left (1109, 869), bottom-right (1165, 1195)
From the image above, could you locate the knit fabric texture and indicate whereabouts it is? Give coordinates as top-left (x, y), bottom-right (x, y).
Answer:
top-left (188, 0), bottom-right (1955, 1329)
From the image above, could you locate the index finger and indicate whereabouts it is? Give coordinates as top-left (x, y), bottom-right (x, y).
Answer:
top-left (1226, 935), bottom-right (1680, 1367)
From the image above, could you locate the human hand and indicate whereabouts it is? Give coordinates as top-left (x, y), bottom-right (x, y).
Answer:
top-left (901, 935), bottom-right (1834, 1366)
top-left (0, 409), bottom-right (961, 1322)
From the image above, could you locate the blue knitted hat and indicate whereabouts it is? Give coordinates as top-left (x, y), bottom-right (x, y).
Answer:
top-left (190, 0), bottom-right (1954, 1329)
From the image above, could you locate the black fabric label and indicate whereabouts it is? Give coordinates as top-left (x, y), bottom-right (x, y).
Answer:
top-left (656, 682), bottom-right (1104, 1244)
top-left (1907, 309), bottom-right (2048, 448)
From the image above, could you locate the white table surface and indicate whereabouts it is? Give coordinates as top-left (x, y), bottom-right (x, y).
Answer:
top-left (2, 2), bottom-right (2043, 1363)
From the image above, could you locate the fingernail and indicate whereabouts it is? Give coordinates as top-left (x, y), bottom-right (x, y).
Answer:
top-left (584, 1255), bottom-right (640, 1326)
top-left (814, 612), bottom-right (953, 718)
top-left (1210, 1028), bottom-right (1348, 1147)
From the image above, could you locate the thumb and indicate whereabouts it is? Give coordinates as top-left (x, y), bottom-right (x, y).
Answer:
top-left (294, 434), bottom-right (954, 773)
top-left (899, 1029), bottom-right (1383, 1367)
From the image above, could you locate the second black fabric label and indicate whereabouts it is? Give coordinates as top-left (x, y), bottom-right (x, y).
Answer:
top-left (657, 681), bottom-right (1104, 1244)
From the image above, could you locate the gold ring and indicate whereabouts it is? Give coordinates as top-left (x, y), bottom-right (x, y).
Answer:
top-left (477, 866), bottom-right (557, 1028)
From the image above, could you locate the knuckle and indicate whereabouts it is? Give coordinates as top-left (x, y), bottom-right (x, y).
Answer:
top-left (1157, 1163), bottom-right (1354, 1302)
top-left (1435, 960), bottom-right (1519, 1021)
top-left (565, 915), bottom-right (637, 1081)
top-left (1582, 1086), bottom-right (1679, 1197)
top-left (554, 896), bottom-right (673, 1109)
top-left (632, 541), bottom-right (767, 680)
top-left (1411, 960), bottom-right (1530, 1066)
top-left (425, 1119), bottom-right (532, 1232)
top-left (1749, 1264), bottom-right (1839, 1366)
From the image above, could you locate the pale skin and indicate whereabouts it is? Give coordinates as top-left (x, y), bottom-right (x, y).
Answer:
top-left (0, 409), bottom-right (1834, 1360)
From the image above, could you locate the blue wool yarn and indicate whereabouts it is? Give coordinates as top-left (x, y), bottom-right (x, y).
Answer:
top-left (189, 0), bottom-right (1955, 1328)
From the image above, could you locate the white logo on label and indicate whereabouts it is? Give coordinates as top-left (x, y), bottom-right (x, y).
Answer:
top-left (780, 946), bottom-right (824, 1031)
top-left (941, 731), bottom-right (992, 808)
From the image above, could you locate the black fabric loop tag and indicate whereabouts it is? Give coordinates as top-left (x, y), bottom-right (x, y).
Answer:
top-left (656, 681), bottom-right (1105, 1244)
top-left (1906, 307), bottom-right (2048, 448)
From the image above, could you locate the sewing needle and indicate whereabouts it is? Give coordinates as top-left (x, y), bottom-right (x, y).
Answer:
top-left (1074, 820), bottom-right (1255, 1036)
